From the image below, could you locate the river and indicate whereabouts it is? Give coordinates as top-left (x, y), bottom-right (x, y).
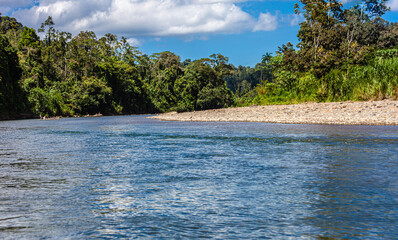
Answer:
top-left (0, 116), bottom-right (397, 239)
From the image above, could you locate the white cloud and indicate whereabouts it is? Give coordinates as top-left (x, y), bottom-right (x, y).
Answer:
top-left (127, 38), bottom-right (141, 47)
top-left (253, 13), bottom-right (278, 31)
top-left (289, 14), bottom-right (302, 26)
top-left (10, 0), bottom-right (278, 39)
top-left (389, 0), bottom-right (398, 11)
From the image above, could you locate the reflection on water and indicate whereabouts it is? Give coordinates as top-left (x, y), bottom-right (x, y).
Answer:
top-left (0, 116), bottom-right (397, 239)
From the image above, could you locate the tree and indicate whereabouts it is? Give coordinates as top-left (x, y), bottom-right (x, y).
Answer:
top-left (71, 76), bottom-right (112, 115)
top-left (148, 51), bottom-right (183, 112)
top-left (196, 85), bottom-right (233, 110)
top-left (364, 0), bottom-right (390, 18)
top-left (295, 0), bottom-right (344, 65)
top-left (38, 16), bottom-right (55, 46)
top-left (18, 27), bottom-right (39, 50)
top-left (174, 56), bottom-right (234, 111)
top-left (209, 53), bottom-right (234, 80)
top-left (69, 31), bottom-right (99, 78)
top-left (342, 1), bottom-right (395, 58)
top-left (256, 52), bottom-right (274, 83)
top-left (225, 65), bottom-right (261, 97)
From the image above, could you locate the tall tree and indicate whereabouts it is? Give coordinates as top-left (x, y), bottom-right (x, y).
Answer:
top-left (38, 16), bottom-right (55, 46)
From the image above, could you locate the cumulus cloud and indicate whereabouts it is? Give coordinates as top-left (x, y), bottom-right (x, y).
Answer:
top-left (253, 13), bottom-right (278, 31)
top-left (127, 38), bottom-right (142, 47)
top-left (10, 0), bottom-right (279, 38)
top-left (389, 0), bottom-right (398, 11)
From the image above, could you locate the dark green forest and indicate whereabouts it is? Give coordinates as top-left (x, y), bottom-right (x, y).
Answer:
top-left (1, 0), bottom-right (398, 120)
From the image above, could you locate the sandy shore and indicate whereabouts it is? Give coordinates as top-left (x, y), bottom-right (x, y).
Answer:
top-left (150, 100), bottom-right (398, 125)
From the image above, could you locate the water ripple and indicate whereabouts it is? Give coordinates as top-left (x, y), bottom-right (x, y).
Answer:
top-left (0, 116), bottom-right (397, 239)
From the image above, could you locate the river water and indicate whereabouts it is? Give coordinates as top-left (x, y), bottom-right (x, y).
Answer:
top-left (0, 116), bottom-right (397, 239)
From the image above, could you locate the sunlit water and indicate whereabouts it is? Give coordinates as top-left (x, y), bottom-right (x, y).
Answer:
top-left (0, 116), bottom-right (397, 239)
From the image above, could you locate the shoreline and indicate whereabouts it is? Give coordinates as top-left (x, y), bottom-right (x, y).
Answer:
top-left (150, 100), bottom-right (398, 125)
top-left (0, 113), bottom-right (105, 121)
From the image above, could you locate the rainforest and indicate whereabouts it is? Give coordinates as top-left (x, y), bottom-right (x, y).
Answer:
top-left (1, 0), bottom-right (398, 120)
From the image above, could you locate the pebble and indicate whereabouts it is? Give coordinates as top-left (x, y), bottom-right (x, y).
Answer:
top-left (150, 100), bottom-right (398, 125)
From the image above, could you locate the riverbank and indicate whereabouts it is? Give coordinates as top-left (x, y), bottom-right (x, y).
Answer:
top-left (0, 113), bottom-right (104, 121)
top-left (150, 100), bottom-right (398, 125)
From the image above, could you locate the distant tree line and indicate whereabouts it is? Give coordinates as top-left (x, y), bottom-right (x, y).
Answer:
top-left (1, 0), bottom-right (398, 119)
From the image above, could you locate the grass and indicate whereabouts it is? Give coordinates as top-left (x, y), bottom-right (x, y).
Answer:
top-left (237, 55), bottom-right (398, 106)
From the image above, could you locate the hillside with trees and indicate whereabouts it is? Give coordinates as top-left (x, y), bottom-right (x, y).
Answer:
top-left (1, 0), bottom-right (397, 120)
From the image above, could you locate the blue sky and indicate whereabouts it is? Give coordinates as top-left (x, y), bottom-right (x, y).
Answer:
top-left (1, 0), bottom-right (398, 67)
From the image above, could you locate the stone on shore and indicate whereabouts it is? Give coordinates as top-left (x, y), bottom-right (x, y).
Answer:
top-left (149, 100), bottom-right (398, 125)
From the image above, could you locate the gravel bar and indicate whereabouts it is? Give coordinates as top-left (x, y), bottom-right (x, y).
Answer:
top-left (149, 100), bottom-right (398, 125)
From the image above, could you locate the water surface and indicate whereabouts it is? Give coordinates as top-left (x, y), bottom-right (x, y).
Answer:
top-left (0, 116), bottom-right (397, 239)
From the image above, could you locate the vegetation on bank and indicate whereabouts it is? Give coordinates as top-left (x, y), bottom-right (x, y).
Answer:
top-left (233, 0), bottom-right (398, 106)
top-left (1, 0), bottom-right (397, 119)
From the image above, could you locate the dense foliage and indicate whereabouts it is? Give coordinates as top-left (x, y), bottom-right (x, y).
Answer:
top-left (0, 15), bottom-right (234, 119)
top-left (1, 0), bottom-right (397, 119)
top-left (238, 0), bottom-right (398, 106)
